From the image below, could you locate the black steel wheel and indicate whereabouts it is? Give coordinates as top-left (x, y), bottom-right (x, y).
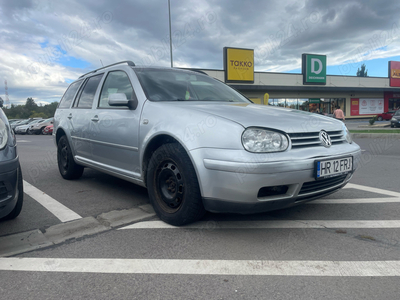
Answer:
top-left (147, 143), bottom-right (205, 226)
top-left (57, 135), bottom-right (84, 180)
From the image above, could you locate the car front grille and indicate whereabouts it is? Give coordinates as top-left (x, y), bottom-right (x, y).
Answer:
top-left (288, 130), bottom-right (345, 148)
top-left (298, 174), bottom-right (348, 196)
top-left (0, 181), bottom-right (8, 201)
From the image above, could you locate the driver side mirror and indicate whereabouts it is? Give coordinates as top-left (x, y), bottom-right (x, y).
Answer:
top-left (108, 93), bottom-right (138, 110)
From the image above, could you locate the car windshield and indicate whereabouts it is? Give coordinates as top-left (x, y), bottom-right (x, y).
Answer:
top-left (395, 110), bottom-right (400, 116)
top-left (135, 69), bottom-right (250, 103)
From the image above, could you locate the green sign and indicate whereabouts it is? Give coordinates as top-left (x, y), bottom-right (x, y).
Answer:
top-left (302, 54), bottom-right (326, 85)
top-left (309, 98), bottom-right (320, 103)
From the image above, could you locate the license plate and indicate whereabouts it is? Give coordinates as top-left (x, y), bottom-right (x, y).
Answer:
top-left (315, 157), bottom-right (353, 179)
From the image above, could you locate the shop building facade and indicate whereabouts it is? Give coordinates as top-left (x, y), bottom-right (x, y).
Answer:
top-left (197, 48), bottom-right (400, 119)
top-left (199, 70), bottom-right (400, 119)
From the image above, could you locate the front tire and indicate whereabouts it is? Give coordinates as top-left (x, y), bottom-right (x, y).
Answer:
top-left (377, 116), bottom-right (383, 121)
top-left (57, 135), bottom-right (84, 180)
top-left (147, 143), bottom-right (206, 226)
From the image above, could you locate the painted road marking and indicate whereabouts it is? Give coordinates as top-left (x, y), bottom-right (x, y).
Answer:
top-left (119, 220), bottom-right (400, 230)
top-left (310, 197), bottom-right (400, 204)
top-left (1, 258), bottom-right (400, 276)
top-left (23, 181), bottom-right (81, 222)
top-left (344, 183), bottom-right (400, 198)
top-left (16, 140), bottom-right (31, 143)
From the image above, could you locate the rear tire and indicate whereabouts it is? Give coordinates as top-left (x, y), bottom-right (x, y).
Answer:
top-left (57, 135), bottom-right (84, 180)
top-left (147, 143), bottom-right (206, 226)
top-left (3, 165), bottom-right (24, 220)
top-left (377, 116), bottom-right (383, 121)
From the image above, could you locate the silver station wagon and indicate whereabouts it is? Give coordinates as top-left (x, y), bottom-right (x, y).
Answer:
top-left (54, 61), bottom-right (361, 225)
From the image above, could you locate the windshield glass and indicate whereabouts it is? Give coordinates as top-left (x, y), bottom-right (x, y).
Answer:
top-left (395, 110), bottom-right (400, 116)
top-left (135, 69), bottom-right (250, 103)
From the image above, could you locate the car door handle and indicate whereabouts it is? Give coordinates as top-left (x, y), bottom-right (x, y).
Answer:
top-left (67, 113), bottom-right (72, 119)
top-left (91, 116), bottom-right (99, 122)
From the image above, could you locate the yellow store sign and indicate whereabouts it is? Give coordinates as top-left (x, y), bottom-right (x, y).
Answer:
top-left (224, 47), bottom-right (254, 83)
top-left (391, 69), bottom-right (400, 78)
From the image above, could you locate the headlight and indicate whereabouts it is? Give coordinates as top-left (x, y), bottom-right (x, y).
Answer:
top-left (343, 125), bottom-right (352, 144)
top-left (242, 128), bottom-right (288, 153)
top-left (0, 119), bottom-right (8, 149)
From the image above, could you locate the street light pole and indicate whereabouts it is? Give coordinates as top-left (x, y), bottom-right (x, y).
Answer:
top-left (168, 0), bottom-right (173, 67)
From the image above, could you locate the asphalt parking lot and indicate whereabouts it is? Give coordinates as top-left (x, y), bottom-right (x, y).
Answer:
top-left (1, 134), bottom-right (400, 299)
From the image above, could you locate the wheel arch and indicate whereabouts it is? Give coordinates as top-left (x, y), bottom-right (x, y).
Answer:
top-left (55, 127), bottom-right (67, 145)
top-left (141, 134), bottom-right (202, 194)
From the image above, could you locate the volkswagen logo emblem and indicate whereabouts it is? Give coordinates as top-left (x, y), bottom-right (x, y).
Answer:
top-left (319, 130), bottom-right (332, 148)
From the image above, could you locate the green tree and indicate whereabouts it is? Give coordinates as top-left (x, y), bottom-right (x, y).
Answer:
top-left (356, 64), bottom-right (368, 77)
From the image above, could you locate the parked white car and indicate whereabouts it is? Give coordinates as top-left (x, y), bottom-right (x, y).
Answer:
top-left (14, 119), bottom-right (44, 135)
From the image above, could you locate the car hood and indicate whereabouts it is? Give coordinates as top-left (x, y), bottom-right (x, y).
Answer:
top-left (175, 102), bottom-right (344, 133)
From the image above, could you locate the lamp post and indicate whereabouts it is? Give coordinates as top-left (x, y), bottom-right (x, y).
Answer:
top-left (168, 0), bottom-right (173, 67)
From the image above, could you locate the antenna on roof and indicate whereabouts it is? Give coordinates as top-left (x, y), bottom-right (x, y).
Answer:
top-left (100, 59), bottom-right (104, 66)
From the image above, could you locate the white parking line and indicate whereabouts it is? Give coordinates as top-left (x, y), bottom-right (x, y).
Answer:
top-left (23, 181), bottom-right (82, 222)
top-left (310, 198), bottom-right (400, 204)
top-left (16, 140), bottom-right (31, 143)
top-left (119, 220), bottom-right (400, 230)
top-left (1, 258), bottom-right (400, 276)
top-left (344, 183), bottom-right (400, 197)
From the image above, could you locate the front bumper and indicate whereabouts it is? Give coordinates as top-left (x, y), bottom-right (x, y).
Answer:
top-left (190, 143), bottom-right (362, 214)
top-left (391, 119), bottom-right (400, 127)
top-left (15, 128), bottom-right (28, 134)
top-left (0, 157), bottom-right (19, 219)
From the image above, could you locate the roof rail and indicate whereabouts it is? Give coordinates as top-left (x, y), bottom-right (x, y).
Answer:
top-left (79, 61), bottom-right (136, 78)
top-left (176, 68), bottom-right (209, 76)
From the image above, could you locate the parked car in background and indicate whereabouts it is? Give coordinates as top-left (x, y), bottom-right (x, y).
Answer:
top-left (15, 119), bottom-right (45, 135)
top-left (0, 99), bottom-right (23, 220)
top-left (29, 117), bottom-right (54, 135)
top-left (376, 111), bottom-right (396, 121)
top-left (43, 124), bottom-right (53, 135)
top-left (11, 118), bottom-right (42, 132)
top-left (54, 61), bottom-right (362, 226)
top-left (390, 110), bottom-right (400, 128)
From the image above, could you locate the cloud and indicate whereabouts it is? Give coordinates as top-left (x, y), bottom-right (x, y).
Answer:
top-left (1, 0), bottom-right (400, 105)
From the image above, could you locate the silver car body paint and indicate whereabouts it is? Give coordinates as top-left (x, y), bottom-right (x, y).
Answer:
top-left (54, 64), bottom-right (361, 214)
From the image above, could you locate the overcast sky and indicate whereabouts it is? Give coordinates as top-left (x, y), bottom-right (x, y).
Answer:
top-left (1, 0), bottom-right (400, 105)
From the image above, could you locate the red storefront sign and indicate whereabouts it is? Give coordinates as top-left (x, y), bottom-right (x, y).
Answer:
top-left (389, 61), bottom-right (400, 87)
top-left (351, 98), bottom-right (359, 116)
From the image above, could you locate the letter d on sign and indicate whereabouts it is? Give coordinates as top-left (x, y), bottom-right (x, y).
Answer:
top-left (311, 58), bottom-right (322, 74)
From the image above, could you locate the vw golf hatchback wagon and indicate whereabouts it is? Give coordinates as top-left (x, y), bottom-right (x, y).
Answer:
top-left (54, 61), bottom-right (361, 225)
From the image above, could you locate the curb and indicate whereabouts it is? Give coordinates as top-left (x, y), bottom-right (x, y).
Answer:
top-left (357, 124), bottom-right (390, 128)
top-left (352, 133), bottom-right (400, 139)
top-left (0, 205), bottom-right (156, 257)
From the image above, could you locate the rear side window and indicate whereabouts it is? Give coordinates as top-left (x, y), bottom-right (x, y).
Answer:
top-left (58, 80), bottom-right (82, 109)
top-left (75, 74), bottom-right (103, 108)
top-left (98, 71), bottom-right (134, 108)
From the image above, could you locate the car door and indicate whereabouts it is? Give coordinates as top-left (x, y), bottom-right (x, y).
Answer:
top-left (88, 70), bottom-right (141, 177)
top-left (69, 73), bottom-right (104, 160)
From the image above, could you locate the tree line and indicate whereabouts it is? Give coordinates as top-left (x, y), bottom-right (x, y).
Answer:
top-left (2, 97), bottom-right (58, 119)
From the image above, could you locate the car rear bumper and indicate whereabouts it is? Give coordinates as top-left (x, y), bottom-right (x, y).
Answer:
top-left (190, 145), bottom-right (362, 214)
top-left (0, 157), bottom-right (19, 219)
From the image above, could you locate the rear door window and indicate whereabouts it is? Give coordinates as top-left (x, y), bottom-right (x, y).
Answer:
top-left (58, 80), bottom-right (83, 109)
top-left (75, 74), bottom-right (103, 108)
